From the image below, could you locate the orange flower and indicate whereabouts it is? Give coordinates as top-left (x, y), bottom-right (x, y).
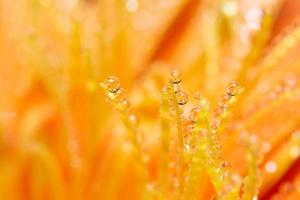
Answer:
top-left (0, 0), bottom-right (300, 199)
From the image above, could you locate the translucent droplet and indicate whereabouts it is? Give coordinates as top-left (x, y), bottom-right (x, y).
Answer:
top-left (129, 114), bottom-right (138, 126)
top-left (194, 91), bottom-right (201, 100)
top-left (119, 99), bottom-right (130, 111)
top-left (190, 107), bottom-right (201, 123)
top-left (226, 82), bottom-right (239, 96)
top-left (184, 143), bottom-right (190, 152)
top-left (126, 0), bottom-right (139, 12)
top-left (222, 1), bottom-right (238, 17)
top-left (213, 107), bottom-right (225, 117)
top-left (211, 124), bottom-right (218, 131)
top-left (200, 98), bottom-right (210, 110)
top-left (185, 124), bottom-right (194, 134)
top-left (170, 69), bottom-right (182, 84)
top-left (176, 90), bottom-right (188, 105)
top-left (104, 76), bottom-right (120, 93)
top-left (114, 88), bottom-right (126, 101)
top-left (161, 86), bottom-right (169, 96)
top-left (265, 161), bottom-right (277, 173)
top-left (261, 141), bottom-right (271, 154)
top-left (219, 94), bottom-right (231, 106)
top-left (221, 161), bottom-right (230, 169)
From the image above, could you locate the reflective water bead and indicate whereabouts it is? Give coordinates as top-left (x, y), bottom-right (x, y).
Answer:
top-left (200, 98), bottom-right (210, 110)
top-left (161, 86), bottom-right (169, 96)
top-left (222, 1), bottom-right (238, 17)
top-left (185, 124), bottom-right (194, 133)
top-left (221, 161), bottom-right (230, 169)
top-left (194, 91), bottom-right (201, 100)
top-left (226, 82), bottom-right (239, 96)
top-left (128, 114), bottom-right (138, 126)
top-left (184, 143), bottom-right (190, 152)
top-left (176, 90), bottom-right (188, 105)
top-left (114, 88), bottom-right (126, 102)
top-left (119, 99), bottom-right (130, 111)
top-left (189, 107), bottom-right (201, 123)
top-left (170, 69), bottom-right (182, 84)
top-left (265, 161), bottom-right (277, 173)
top-left (104, 76), bottom-right (120, 93)
top-left (219, 94), bottom-right (231, 106)
top-left (213, 107), bottom-right (225, 117)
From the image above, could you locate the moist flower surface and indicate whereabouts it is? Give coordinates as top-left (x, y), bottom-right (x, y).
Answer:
top-left (0, 0), bottom-right (300, 199)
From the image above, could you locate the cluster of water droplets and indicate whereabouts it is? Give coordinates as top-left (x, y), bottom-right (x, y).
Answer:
top-left (211, 81), bottom-right (242, 131)
top-left (170, 70), bottom-right (189, 106)
top-left (102, 76), bottom-right (138, 127)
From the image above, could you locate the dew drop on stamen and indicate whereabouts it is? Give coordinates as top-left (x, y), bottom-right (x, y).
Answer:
top-left (219, 94), bottom-right (231, 106)
top-left (226, 82), bottom-right (239, 96)
top-left (190, 107), bottom-right (201, 123)
top-left (104, 76), bottom-right (120, 93)
top-left (221, 161), bottom-right (230, 169)
top-left (265, 161), bottom-right (277, 173)
top-left (194, 91), bottom-right (201, 100)
top-left (119, 99), bottom-right (130, 111)
top-left (114, 88), bottom-right (126, 101)
top-left (176, 90), bottom-right (188, 105)
top-left (129, 114), bottom-right (138, 126)
top-left (170, 69), bottom-right (182, 84)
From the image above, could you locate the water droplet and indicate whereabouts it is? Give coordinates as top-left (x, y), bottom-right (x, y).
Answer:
top-left (219, 94), bottom-right (231, 106)
top-left (214, 107), bottom-right (225, 117)
top-left (221, 161), bottom-right (230, 169)
top-left (184, 143), bottom-right (190, 152)
top-left (170, 69), bottom-right (182, 84)
top-left (161, 86), bottom-right (169, 96)
top-left (194, 91), bottom-right (201, 100)
top-left (265, 161), bottom-right (277, 173)
top-left (114, 88), bottom-right (126, 101)
top-left (185, 124), bottom-right (194, 133)
top-left (261, 141), bottom-right (271, 154)
top-left (211, 124), bottom-right (218, 131)
top-left (126, 0), bottom-right (139, 12)
top-left (129, 114), bottom-right (138, 126)
top-left (226, 82), bottom-right (239, 96)
top-left (119, 99), bottom-right (130, 111)
top-left (222, 1), bottom-right (238, 17)
top-left (176, 90), bottom-right (188, 105)
top-left (104, 76), bottom-right (120, 93)
top-left (200, 98), bottom-right (210, 110)
top-left (190, 107), bottom-right (201, 123)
